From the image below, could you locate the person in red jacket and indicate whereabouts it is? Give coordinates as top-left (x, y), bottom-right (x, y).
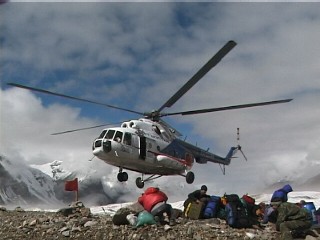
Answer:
top-left (138, 187), bottom-right (175, 225)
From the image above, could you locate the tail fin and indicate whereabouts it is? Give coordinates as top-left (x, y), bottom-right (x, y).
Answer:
top-left (206, 146), bottom-right (239, 166)
top-left (224, 146), bottom-right (238, 165)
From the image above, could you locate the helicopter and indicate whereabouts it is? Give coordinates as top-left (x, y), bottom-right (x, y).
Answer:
top-left (7, 40), bottom-right (292, 188)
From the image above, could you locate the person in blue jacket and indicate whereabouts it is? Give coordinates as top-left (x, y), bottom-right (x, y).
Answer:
top-left (271, 184), bottom-right (293, 203)
top-left (261, 184), bottom-right (293, 224)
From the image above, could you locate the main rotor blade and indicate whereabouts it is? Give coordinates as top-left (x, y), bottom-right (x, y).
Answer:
top-left (157, 41), bottom-right (237, 112)
top-left (160, 99), bottom-right (293, 117)
top-left (51, 123), bottom-right (120, 135)
top-left (7, 83), bottom-right (143, 115)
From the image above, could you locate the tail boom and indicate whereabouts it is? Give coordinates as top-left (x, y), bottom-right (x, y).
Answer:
top-left (194, 146), bottom-right (238, 166)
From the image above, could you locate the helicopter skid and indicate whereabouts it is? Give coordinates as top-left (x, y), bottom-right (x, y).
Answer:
top-left (140, 174), bottom-right (162, 183)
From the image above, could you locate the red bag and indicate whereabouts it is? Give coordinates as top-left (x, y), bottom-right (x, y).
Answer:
top-left (242, 194), bottom-right (255, 205)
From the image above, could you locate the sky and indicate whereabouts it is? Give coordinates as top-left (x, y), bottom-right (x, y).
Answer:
top-left (1, 2), bottom-right (320, 199)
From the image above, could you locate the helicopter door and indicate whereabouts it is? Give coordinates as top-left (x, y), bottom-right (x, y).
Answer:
top-left (139, 136), bottom-right (146, 160)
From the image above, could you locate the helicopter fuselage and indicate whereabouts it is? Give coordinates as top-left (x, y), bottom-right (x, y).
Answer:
top-left (92, 118), bottom-right (194, 176)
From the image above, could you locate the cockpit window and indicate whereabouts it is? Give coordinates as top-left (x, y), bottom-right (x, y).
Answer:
top-left (123, 132), bottom-right (132, 145)
top-left (106, 130), bottom-right (115, 139)
top-left (113, 131), bottom-right (123, 143)
top-left (98, 130), bottom-right (107, 139)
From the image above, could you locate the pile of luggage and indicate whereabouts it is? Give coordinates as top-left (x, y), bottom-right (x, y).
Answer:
top-left (184, 193), bottom-right (261, 229)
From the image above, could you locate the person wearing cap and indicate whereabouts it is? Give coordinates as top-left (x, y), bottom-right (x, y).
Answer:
top-left (183, 185), bottom-right (211, 217)
top-left (271, 199), bottom-right (312, 240)
top-left (189, 185), bottom-right (210, 203)
top-left (184, 185), bottom-right (210, 208)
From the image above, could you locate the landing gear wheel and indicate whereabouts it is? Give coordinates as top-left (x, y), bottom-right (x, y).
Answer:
top-left (122, 172), bottom-right (128, 181)
top-left (117, 172), bottom-right (128, 182)
top-left (136, 177), bottom-right (144, 188)
top-left (186, 171), bottom-right (195, 184)
top-left (117, 172), bottom-right (123, 182)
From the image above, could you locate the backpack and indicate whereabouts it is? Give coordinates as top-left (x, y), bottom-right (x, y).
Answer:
top-left (112, 207), bottom-right (134, 225)
top-left (241, 195), bottom-right (255, 205)
top-left (203, 195), bottom-right (221, 219)
top-left (135, 210), bottom-right (157, 228)
top-left (225, 194), bottom-right (252, 228)
top-left (225, 194), bottom-right (240, 203)
top-left (241, 195), bottom-right (258, 217)
top-left (185, 201), bottom-right (205, 220)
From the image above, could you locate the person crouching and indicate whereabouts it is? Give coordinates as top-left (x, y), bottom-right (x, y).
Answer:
top-left (138, 187), bottom-right (175, 226)
top-left (271, 198), bottom-right (312, 240)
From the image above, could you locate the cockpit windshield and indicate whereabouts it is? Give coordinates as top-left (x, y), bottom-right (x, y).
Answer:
top-left (105, 130), bottom-right (115, 139)
top-left (98, 130), bottom-right (107, 138)
top-left (101, 130), bottom-right (132, 145)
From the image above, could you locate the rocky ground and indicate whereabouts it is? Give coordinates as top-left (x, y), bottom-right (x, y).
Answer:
top-left (0, 205), bottom-right (319, 240)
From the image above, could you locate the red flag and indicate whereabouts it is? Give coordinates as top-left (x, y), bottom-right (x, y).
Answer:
top-left (64, 178), bottom-right (78, 192)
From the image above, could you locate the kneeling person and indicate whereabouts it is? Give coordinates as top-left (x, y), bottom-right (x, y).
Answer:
top-left (271, 199), bottom-right (312, 240)
top-left (138, 187), bottom-right (175, 226)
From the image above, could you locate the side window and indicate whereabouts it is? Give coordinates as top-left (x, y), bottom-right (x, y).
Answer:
top-left (106, 130), bottom-right (115, 139)
top-left (113, 131), bottom-right (123, 143)
top-left (131, 134), bottom-right (140, 148)
top-left (123, 132), bottom-right (132, 146)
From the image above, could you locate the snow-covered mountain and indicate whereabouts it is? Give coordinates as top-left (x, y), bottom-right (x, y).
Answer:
top-left (263, 176), bottom-right (319, 193)
top-left (0, 155), bottom-right (61, 208)
top-left (0, 155), bottom-right (173, 208)
top-left (1, 154), bottom-right (319, 211)
top-left (0, 155), bottom-right (137, 208)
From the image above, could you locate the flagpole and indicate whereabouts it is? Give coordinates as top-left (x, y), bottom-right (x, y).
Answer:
top-left (75, 189), bottom-right (79, 202)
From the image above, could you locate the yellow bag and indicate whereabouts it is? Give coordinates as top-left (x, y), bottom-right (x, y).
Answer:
top-left (184, 202), bottom-right (192, 217)
top-left (185, 202), bottom-right (204, 220)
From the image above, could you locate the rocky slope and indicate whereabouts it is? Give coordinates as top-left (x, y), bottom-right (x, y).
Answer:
top-left (1, 203), bottom-right (320, 240)
top-left (0, 206), bottom-right (275, 240)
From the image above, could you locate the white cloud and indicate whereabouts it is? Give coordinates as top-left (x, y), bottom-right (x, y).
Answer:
top-left (1, 88), bottom-right (99, 166)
